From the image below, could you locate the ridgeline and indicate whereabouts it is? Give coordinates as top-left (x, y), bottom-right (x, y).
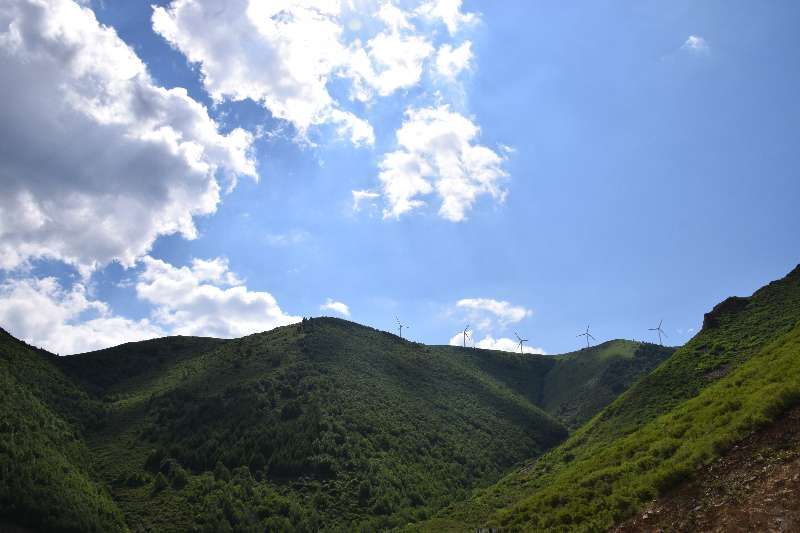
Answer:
top-left (1, 316), bottom-right (671, 531)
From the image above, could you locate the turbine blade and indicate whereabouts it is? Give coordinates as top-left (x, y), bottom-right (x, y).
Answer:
top-left (588, 333), bottom-right (596, 340)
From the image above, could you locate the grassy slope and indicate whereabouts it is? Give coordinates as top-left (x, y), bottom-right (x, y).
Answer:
top-left (0, 329), bottom-right (126, 533)
top-left (420, 265), bottom-right (800, 531)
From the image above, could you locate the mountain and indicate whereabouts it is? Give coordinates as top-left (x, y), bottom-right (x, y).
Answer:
top-left (540, 340), bottom-right (671, 430)
top-left (0, 317), bottom-right (670, 532)
top-left (0, 328), bottom-right (126, 532)
top-left (418, 265), bottom-right (800, 531)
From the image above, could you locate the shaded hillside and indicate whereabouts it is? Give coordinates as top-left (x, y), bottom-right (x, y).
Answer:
top-left (54, 335), bottom-right (227, 398)
top-left (418, 265), bottom-right (800, 531)
top-left (0, 329), bottom-right (126, 533)
top-left (1, 320), bottom-right (563, 531)
top-left (541, 340), bottom-right (673, 429)
top-left (435, 340), bottom-right (673, 430)
top-left (88, 318), bottom-right (569, 532)
top-left (0, 318), bottom-right (673, 532)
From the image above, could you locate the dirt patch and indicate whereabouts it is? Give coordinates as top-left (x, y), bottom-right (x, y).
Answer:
top-left (703, 364), bottom-right (733, 382)
top-left (613, 406), bottom-right (800, 532)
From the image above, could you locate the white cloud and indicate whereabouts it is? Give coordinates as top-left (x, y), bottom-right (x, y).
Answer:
top-left (346, 4), bottom-right (434, 101)
top-left (416, 0), bottom-right (477, 35)
top-left (188, 257), bottom-right (244, 285)
top-left (320, 298), bottom-right (350, 317)
top-left (0, 277), bottom-right (163, 355)
top-left (0, 0), bottom-right (256, 276)
top-left (378, 106), bottom-right (507, 221)
top-left (351, 189), bottom-right (381, 212)
top-left (435, 41), bottom-right (472, 80)
top-left (150, 1), bottom-right (498, 224)
top-left (447, 298), bottom-right (542, 353)
top-left (447, 331), bottom-right (544, 355)
top-left (456, 297), bottom-right (532, 327)
top-left (682, 34), bottom-right (709, 53)
top-left (136, 256), bottom-right (300, 338)
top-left (151, 0), bottom-right (480, 146)
top-left (0, 256), bottom-right (300, 353)
top-left (474, 335), bottom-right (546, 355)
top-left (152, 0), bottom-right (377, 145)
top-left (448, 329), bottom-right (473, 347)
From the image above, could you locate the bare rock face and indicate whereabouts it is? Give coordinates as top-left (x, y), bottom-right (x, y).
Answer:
top-left (702, 296), bottom-right (750, 330)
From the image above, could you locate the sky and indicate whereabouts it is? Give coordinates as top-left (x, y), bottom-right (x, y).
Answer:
top-left (1, 0), bottom-right (799, 356)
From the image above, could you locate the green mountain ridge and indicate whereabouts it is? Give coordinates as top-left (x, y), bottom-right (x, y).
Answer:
top-left (417, 264), bottom-right (800, 531)
top-left (7, 257), bottom-right (798, 533)
top-left (0, 317), bottom-right (671, 532)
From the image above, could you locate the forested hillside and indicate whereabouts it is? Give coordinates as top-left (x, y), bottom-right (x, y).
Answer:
top-left (0, 317), bottom-right (670, 532)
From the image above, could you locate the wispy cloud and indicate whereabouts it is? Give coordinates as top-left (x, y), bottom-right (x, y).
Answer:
top-left (264, 230), bottom-right (310, 247)
top-left (682, 34), bottom-right (710, 54)
top-left (351, 190), bottom-right (381, 213)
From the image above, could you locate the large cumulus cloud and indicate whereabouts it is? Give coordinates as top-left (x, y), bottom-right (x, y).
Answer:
top-left (0, 0), bottom-right (256, 275)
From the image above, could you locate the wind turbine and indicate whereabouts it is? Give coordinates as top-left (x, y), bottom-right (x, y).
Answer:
top-left (395, 316), bottom-right (408, 339)
top-left (649, 320), bottom-right (667, 346)
top-left (461, 325), bottom-right (471, 348)
top-left (514, 332), bottom-right (528, 355)
top-left (577, 324), bottom-right (595, 349)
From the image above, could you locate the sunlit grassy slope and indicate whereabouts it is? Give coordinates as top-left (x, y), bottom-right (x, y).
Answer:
top-left (419, 265), bottom-right (800, 532)
top-left (1, 316), bottom-right (669, 532)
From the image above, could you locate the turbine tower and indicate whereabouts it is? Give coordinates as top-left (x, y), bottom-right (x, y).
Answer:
top-left (395, 316), bottom-right (409, 339)
top-left (514, 332), bottom-right (528, 355)
top-left (461, 325), bottom-right (471, 348)
top-left (649, 319), bottom-right (667, 346)
top-left (577, 324), bottom-right (595, 349)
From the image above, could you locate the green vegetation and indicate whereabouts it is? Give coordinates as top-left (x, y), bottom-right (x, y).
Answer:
top-left (101, 319), bottom-right (568, 532)
top-left (541, 340), bottom-right (672, 429)
top-left (54, 335), bottom-right (226, 398)
top-left (0, 314), bottom-right (669, 531)
top-left (0, 329), bottom-right (126, 532)
top-left (419, 265), bottom-right (800, 531)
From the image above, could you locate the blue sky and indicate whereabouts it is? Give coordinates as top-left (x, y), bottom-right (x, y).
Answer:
top-left (0, 0), bottom-right (798, 355)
